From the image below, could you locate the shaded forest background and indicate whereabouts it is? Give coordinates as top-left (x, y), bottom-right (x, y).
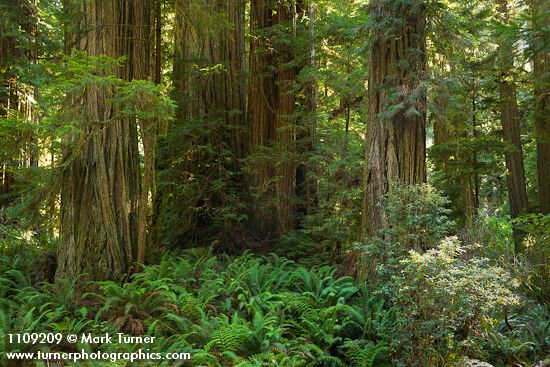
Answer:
top-left (0, 0), bottom-right (549, 366)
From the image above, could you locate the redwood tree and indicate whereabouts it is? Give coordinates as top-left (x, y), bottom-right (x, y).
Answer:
top-left (431, 77), bottom-right (477, 221)
top-left (532, 0), bottom-right (550, 214)
top-left (56, 0), bottom-right (150, 280)
top-left (0, 0), bottom-right (38, 208)
top-left (361, 0), bottom-right (428, 238)
top-left (156, 0), bottom-right (247, 246)
top-left (497, 0), bottom-right (528, 250)
top-left (247, 0), bottom-right (298, 239)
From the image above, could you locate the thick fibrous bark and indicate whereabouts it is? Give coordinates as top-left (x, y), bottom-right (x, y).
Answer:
top-left (248, 0), bottom-right (297, 238)
top-left (533, 0), bottom-right (550, 214)
top-left (274, 4), bottom-right (298, 235)
top-left (248, 0), bottom-right (278, 238)
top-left (173, 0), bottom-right (245, 147)
top-left (362, 0), bottom-right (427, 238)
top-left (56, 0), bottom-right (146, 280)
top-left (165, 0), bottom-right (246, 243)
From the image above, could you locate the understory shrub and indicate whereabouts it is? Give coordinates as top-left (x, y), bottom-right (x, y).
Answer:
top-left (380, 236), bottom-right (519, 366)
top-left (355, 185), bottom-right (521, 366)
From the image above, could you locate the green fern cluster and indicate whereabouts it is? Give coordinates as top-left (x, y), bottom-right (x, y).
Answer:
top-left (480, 303), bottom-right (550, 366)
top-left (0, 249), bottom-right (391, 366)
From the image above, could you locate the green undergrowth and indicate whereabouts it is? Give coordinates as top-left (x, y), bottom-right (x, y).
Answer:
top-left (0, 246), bottom-right (547, 367)
top-left (0, 249), bottom-right (392, 367)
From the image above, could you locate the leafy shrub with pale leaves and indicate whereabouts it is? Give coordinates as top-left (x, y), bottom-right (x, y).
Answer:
top-left (355, 185), bottom-right (521, 366)
top-left (381, 236), bottom-right (519, 366)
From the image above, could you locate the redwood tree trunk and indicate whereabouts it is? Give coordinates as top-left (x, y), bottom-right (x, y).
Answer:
top-left (56, 0), bottom-right (143, 280)
top-left (247, 0), bottom-right (298, 239)
top-left (431, 78), bottom-right (476, 221)
top-left (497, 0), bottom-right (529, 251)
top-left (133, 0), bottom-right (153, 264)
top-left (173, 0), bottom-right (245, 144)
top-left (296, 0), bottom-right (318, 220)
top-left (362, 0), bottom-right (427, 238)
top-left (164, 0), bottom-right (246, 244)
top-left (499, 75), bottom-right (528, 220)
top-left (0, 0), bottom-right (37, 208)
top-left (533, 0), bottom-right (550, 214)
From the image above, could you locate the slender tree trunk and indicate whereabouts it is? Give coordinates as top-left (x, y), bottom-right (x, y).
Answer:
top-left (0, 0), bottom-right (37, 209)
top-left (532, 0), bottom-right (550, 214)
top-left (307, 1), bottom-right (318, 214)
top-left (432, 77), bottom-right (476, 221)
top-left (0, 6), bottom-right (17, 204)
top-left (133, 0), bottom-right (153, 264)
top-left (498, 74), bottom-right (528, 220)
top-left (496, 0), bottom-right (529, 251)
top-left (471, 94), bottom-right (481, 211)
top-left (361, 0), bottom-right (427, 238)
top-left (154, 0), bottom-right (162, 85)
top-left (56, 0), bottom-right (142, 280)
top-left (296, 0), bottom-right (318, 220)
